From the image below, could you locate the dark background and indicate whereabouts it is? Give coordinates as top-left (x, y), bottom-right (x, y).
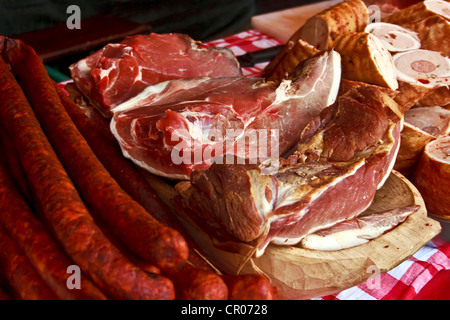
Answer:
top-left (0, 0), bottom-right (322, 80)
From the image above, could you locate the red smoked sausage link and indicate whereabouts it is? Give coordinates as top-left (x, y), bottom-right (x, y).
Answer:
top-left (0, 46), bottom-right (174, 299)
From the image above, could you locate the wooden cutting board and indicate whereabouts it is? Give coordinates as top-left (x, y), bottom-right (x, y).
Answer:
top-left (251, 0), bottom-right (343, 43)
top-left (148, 170), bottom-right (441, 300)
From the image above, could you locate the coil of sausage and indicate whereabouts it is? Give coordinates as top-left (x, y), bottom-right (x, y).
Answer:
top-left (0, 49), bottom-right (174, 300)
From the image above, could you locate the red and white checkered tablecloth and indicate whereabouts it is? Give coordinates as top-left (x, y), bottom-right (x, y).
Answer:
top-left (205, 29), bottom-right (450, 300)
top-left (204, 29), bottom-right (284, 77)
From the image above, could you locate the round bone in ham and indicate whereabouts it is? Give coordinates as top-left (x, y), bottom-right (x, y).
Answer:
top-left (413, 136), bottom-right (450, 220)
top-left (393, 49), bottom-right (450, 88)
top-left (364, 22), bottom-right (421, 52)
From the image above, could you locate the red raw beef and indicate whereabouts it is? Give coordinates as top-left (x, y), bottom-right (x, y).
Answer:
top-left (110, 50), bottom-right (342, 180)
top-left (69, 33), bottom-right (242, 117)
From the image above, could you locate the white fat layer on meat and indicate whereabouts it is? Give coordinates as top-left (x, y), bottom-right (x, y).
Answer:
top-left (112, 77), bottom-right (213, 113)
top-left (326, 51), bottom-right (342, 105)
top-left (299, 206), bottom-right (416, 251)
top-left (365, 22), bottom-right (421, 52)
top-left (376, 119), bottom-right (402, 189)
top-left (393, 49), bottom-right (450, 88)
top-left (300, 229), bottom-right (375, 250)
top-left (101, 64), bottom-right (119, 92)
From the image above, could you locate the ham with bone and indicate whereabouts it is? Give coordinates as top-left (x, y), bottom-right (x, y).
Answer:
top-left (175, 84), bottom-right (404, 257)
top-left (110, 50), bottom-right (341, 180)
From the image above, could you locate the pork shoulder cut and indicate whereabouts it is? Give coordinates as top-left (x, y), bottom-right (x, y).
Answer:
top-left (175, 84), bottom-right (403, 257)
top-left (110, 50), bottom-right (341, 180)
top-left (69, 33), bottom-right (243, 117)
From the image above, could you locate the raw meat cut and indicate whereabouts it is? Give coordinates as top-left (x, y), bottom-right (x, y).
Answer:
top-left (300, 205), bottom-right (419, 251)
top-left (111, 50), bottom-right (341, 180)
top-left (175, 84), bottom-right (403, 257)
top-left (69, 33), bottom-right (242, 117)
top-left (332, 32), bottom-right (399, 91)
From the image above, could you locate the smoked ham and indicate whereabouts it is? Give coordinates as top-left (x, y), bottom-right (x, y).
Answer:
top-left (69, 33), bottom-right (242, 117)
top-left (110, 50), bottom-right (341, 180)
top-left (175, 84), bottom-right (403, 257)
top-left (413, 136), bottom-right (450, 220)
